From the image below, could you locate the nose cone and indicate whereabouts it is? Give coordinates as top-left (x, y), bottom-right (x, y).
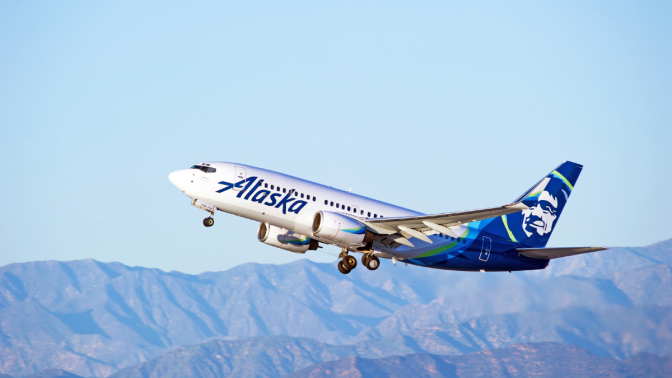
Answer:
top-left (168, 170), bottom-right (188, 190)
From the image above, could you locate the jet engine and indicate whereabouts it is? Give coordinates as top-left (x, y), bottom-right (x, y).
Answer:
top-left (312, 211), bottom-right (374, 247)
top-left (257, 223), bottom-right (318, 253)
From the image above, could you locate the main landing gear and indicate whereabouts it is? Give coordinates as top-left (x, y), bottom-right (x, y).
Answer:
top-left (337, 248), bottom-right (380, 274)
top-left (203, 217), bottom-right (214, 227)
top-left (362, 253), bottom-right (380, 271)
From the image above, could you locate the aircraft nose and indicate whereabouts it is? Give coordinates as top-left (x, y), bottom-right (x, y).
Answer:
top-left (168, 170), bottom-right (186, 189)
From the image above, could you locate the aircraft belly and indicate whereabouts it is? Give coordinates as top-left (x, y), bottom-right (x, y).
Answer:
top-left (406, 251), bottom-right (549, 272)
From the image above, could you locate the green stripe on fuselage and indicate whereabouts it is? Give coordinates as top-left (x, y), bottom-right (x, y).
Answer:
top-left (414, 227), bottom-right (470, 259)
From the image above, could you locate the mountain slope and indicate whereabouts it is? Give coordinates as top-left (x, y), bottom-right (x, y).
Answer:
top-left (1, 238), bottom-right (670, 376)
top-left (104, 304), bottom-right (672, 377)
top-left (288, 343), bottom-right (672, 378)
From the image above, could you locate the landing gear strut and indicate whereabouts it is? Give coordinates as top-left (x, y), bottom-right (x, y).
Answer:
top-left (192, 199), bottom-right (216, 227)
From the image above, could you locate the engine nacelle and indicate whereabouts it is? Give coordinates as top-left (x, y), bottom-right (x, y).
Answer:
top-left (312, 211), bottom-right (374, 247)
top-left (257, 223), bottom-right (318, 254)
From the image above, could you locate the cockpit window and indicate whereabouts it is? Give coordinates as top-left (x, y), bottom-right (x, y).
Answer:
top-left (190, 165), bottom-right (215, 173)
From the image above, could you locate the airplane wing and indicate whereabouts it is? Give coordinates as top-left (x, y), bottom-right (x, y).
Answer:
top-left (357, 203), bottom-right (529, 247)
top-left (516, 247), bottom-right (607, 259)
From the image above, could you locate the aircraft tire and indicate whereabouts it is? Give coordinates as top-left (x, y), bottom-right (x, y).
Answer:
top-left (365, 255), bottom-right (380, 271)
top-left (338, 260), bottom-right (351, 274)
top-left (343, 255), bottom-right (357, 270)
top-left (203, 218), bottom-right (214, 227)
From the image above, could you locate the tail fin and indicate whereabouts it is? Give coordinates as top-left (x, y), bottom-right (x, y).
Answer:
top-left (491, 161), bottom-right (583, 248)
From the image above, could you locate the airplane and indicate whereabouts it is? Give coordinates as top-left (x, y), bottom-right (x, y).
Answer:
top-left (168, 161), bottom-right (606, 274)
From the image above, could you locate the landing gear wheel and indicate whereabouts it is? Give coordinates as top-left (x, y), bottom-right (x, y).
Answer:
top-left (203, 217), bottom-right (214, 227)
top-left (343, 255), bottom-right (357, 270)
top-left (365, 255), bottom-right (380, 271)
top-left (338, 260), bottom-right (351, 274)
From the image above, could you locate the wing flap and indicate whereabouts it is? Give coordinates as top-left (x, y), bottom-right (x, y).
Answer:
top-left (361, 203), bottom-right (528, 234)
top-left (517, 247), bottom-right (607, 259)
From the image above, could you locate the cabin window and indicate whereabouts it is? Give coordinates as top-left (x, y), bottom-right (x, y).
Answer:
top-left (313, 196), bottom-right (316, 201)
top-left (330, 201), bottom-right (333, 206)
top-left (374, 214), bottom-right (377, 218)
top-left (301, 193), bottom-right (304, 198)
top-left (264, 183), bottom-right (268, 188)
top-left (347, 206), bottom-right (350, 211)
top-left (282, 188), bottom-right (286, 193)
top-left (271, 185), bottom-right (274, 190)
top-left (360, 210), bottom-right (364, 215)
top-left (324, 200), bottom-right (328, 205)
top-left (294, 191), bottom-right (298, 196)
top-left (368, 212), bottom-right (371, 217)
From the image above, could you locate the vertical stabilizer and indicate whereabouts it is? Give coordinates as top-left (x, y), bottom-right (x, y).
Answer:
top-left (486, 161), bottom-right (583, 248)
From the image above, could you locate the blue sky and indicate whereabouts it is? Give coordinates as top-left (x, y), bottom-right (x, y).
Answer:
top-left (1, 1), bottom-right (670, 274)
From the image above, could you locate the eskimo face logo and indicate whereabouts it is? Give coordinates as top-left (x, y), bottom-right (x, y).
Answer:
top-left (521, 191), bottom-right (558, 236)
top-left (215, 176), bottom-right (308, 215)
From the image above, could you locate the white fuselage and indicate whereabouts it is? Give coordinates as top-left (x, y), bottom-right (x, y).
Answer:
top-left (169, 162), bottom-right (422, 248)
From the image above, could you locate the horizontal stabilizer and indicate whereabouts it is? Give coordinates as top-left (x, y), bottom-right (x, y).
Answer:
top-left (517, 247), bottom-right (607, 260)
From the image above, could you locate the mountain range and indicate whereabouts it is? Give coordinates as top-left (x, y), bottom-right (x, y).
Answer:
top-left (1, 237), bottom-right (670, 377)
top-left (6, 342), bottom-right (671, 378)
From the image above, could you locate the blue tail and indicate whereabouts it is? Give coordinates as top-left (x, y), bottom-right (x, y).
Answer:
top-left (486, 161), bottom-right (583, 248)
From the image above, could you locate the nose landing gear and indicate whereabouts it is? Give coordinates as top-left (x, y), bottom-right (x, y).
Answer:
top-left (192, 199), bottom-right (217, 228)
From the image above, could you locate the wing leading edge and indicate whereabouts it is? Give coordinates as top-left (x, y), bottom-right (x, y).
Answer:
top-left (355, 203), bottom-right (529, 247)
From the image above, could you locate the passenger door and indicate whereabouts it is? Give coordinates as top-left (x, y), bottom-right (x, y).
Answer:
top-left (479, 236), bottom-right (492, 262)
top-left (234, 166), bottom-right (246, 191)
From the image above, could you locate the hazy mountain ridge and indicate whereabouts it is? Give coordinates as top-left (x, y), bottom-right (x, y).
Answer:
top-left (11, 342), bottom-right (672, 378)
top-left (287, 343), bottom-right (672, 378)
top-left (105, 305), bottom-right (672, 377)
top-left (87, 338), bottom-right (672, 378)
top-left (1, 238), bottom-right (670, 377)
